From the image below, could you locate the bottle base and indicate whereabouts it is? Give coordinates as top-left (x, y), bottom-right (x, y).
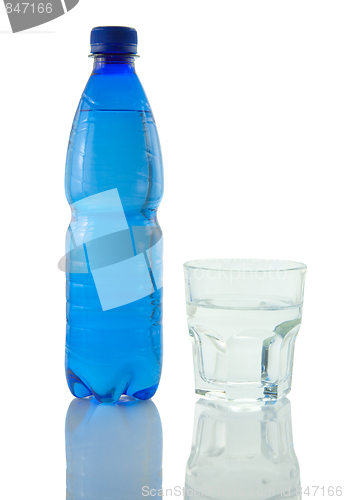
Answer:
top-left (66, 369), bottom-right (159, 404)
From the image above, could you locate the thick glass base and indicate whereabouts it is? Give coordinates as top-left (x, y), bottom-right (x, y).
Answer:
top-left (195, 380), bottom-right (291, 403)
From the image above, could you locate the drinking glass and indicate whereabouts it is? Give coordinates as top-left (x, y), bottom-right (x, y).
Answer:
top-left (184, 259), bottom-right (307, 401)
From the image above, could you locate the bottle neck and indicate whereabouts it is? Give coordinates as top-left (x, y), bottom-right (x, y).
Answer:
top-left (92, 54), bottom-right (136, 74)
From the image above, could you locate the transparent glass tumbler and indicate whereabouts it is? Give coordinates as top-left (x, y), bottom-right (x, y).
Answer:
top-left (184, 259), bottom-right (307, 401)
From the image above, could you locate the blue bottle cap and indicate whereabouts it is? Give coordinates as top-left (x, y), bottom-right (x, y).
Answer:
top-left (90, 26), bottom-right (138, 54)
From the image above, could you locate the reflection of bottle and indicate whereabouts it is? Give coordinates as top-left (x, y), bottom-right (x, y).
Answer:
top-left (185, 398), bottom-right (301, 500)
top-left (66, 397), bottom-right (162, 500)
top-left (64, 27), bottom-right (163, 404)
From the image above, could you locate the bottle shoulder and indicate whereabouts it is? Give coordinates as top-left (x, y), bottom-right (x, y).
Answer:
top-left (80, 70), bottom-right (152, 112)
top-left (65, 68), bottom-right (163, 207)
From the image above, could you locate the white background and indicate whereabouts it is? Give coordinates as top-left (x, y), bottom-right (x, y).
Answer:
top-left (1, 1), bottom-right (343, 498)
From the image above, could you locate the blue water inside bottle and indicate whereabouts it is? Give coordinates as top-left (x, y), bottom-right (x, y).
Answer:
top-left (65, 50), bottom-right (163, 404)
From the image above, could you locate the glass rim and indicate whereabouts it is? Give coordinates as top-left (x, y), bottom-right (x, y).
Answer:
top-left (183, 258), bottom-right (307, 273)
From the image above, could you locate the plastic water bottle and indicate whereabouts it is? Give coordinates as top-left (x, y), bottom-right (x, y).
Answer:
top-left (64, 27), bottom-right (163, 404)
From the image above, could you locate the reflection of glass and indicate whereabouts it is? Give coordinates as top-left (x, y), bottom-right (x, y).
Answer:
top-left (185, 398), bottom-right (301, 500)
top-left (184, 259), bottom-right (307, 401)
top-left (66, 397), bottom-right (162, 499)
